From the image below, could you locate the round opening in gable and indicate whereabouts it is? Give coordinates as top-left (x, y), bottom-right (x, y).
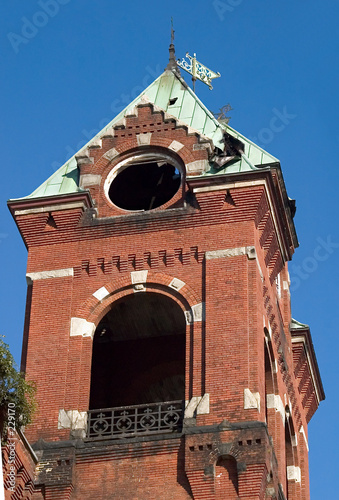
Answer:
top-left (107, 155), bottom-right (182, 211)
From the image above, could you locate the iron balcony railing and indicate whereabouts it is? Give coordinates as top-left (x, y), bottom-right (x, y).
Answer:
top-left (87, 400), bottom-right (184, 440)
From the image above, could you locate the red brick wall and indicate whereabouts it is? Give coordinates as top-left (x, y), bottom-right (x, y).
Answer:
top-left (74, 438), bottom-right (191, 500)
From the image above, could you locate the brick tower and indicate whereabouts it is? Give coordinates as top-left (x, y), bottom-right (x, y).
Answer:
top-left (7, 47), bottom-right (324, 499)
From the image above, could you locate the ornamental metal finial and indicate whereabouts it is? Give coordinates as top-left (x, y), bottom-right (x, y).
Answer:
top-left (171, 17), bottom-right (174, 44)
top-left (177, 53), bottom-right (221, 91)
top-left (166, 18), bottom-right (180, 74)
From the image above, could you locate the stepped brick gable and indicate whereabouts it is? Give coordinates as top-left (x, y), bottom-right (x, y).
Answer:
top-left (6, 51), bottom-right (324, 499)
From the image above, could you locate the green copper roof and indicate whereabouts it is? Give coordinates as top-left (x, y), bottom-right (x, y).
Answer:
top-left (22, 69), bottom-right (279, 201)
top-left (290, 318), bottom-right (310, 330)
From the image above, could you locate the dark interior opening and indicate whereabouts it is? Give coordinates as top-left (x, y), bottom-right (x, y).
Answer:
top-left (264, 345), bottom-right (273, 423)
top-left (89, 292), bottom-right (186, 410)
top-left (108, 159), bottom-right (181, 211)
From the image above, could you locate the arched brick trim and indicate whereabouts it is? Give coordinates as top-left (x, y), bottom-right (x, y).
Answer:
top-left (79, 108), bottom-right (210, 217)
top-left (86, 118), bottom-right (204, 178)
top-left (75, 270), bottom-right (202, 327)
top-left (96, 139), bottom-right (197, 173)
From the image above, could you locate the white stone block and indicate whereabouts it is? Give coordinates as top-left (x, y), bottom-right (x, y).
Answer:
top-left (287, 466), bottom-right (301, 483)
top-left (70, 318), bottom-right (95, 339)
top-left (205, 246), bottom-right (257, 261)
top-left (169, 277), bottom-right (185, 291)
top-left (169, 140), bottom-right (184, 152)
top-left (26, 268), bottom-right (73, 284)
top-left (206, 247), bottom-right (246, 260)
top-left (266, 394), bottom-right (275, 409)
top-left (80, 174), bottom-right (101, 188)
top-left (93, 286), bottom-right (110, 301)
top-left (58, 409), bottom-right (72, 429)
top-left (186, 160), bottom-right (208, 173)
top-left (58, 410), bottom-right (87, 432)
top-left (71, 410), bottom-right (87, 431)
top-left (246, 246), bottom-right (256, 259)
top-left (244, 388), bottom-right (260, 412)
top-left (266, 394), bottom-right (285, 423)
top-left (192, 303), bottom-right (205, 322)
top-left (88, 138), bottom-right (102, 148)
top-left (103, 148), bottom-right (119, 161)
top-left (131, 270), bottom-right (148, 284)
top-left (196, 394), bottom-right (210, 415)
top-left (100, 127), bottom-right (114, 138)
top-left (185, 310), bottom-right (193, 325)
top-left (137, 133), bottom-right (152, 146)
top-left (184, 397), bottom-right (201, 418)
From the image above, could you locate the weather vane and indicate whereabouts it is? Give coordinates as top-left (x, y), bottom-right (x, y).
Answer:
top-left (177, 53), bottom-right (221, 92)
top-left (212, 104), bottom-right (233, 124)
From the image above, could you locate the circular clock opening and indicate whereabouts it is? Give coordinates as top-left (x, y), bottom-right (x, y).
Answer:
top-left (107, 155), bottom-right (182, 211)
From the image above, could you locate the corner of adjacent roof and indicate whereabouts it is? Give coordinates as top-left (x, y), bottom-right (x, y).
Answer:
top-left (290, 318), bottom-right (310, 330)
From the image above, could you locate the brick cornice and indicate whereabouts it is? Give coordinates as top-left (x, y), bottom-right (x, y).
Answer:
top-left (7, 191), bottom-right (93, 214)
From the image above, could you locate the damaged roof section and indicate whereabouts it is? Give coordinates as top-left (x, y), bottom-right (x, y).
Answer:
top-left (212, 132), bottom-right (245, 169)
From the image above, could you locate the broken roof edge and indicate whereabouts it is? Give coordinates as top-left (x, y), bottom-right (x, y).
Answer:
top-left (224, 123), bottom-right (279, 164)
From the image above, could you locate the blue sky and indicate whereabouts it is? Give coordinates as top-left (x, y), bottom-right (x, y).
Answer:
top-left (1, 1), bottom-right (338, 497)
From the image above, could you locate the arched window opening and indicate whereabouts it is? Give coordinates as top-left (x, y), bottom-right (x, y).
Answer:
top-left (89, 292), bottom-right (186, 410)
top-left (106, 153), bottom-right (182, 211)
top-left (215, 455), bottom-right (238, 499)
